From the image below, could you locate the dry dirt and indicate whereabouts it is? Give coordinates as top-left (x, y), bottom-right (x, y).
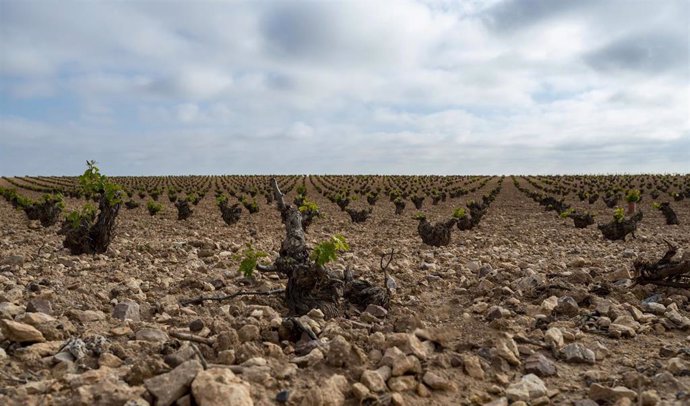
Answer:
top-left (1, 176), bottom-right (689, 406)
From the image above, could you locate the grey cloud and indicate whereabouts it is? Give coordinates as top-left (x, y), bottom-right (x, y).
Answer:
top-left (261, 4), bottom-right (338, 60)
top-left (585, 31), bottom-right (689, 74)
top-left (482, 0), bottom-right (594, 32)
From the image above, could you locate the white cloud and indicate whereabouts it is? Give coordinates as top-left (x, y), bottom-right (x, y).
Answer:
top-left (0, 0), bottom-right (688, 174)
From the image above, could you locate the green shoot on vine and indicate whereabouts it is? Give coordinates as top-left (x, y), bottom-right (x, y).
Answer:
top-left (311, 234), bottom-right (349, 267)
top-left (613, 207), bottom-right (625, 223)
top-left (235, 244), bottom-right (268, 278)
top-left (452, 208), bottom-right (467, 219)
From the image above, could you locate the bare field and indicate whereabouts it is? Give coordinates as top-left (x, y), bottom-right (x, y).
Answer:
top-left (1, 175), bottom-right (689, 405)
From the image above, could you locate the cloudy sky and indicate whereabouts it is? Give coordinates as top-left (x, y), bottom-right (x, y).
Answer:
top-left (1, 0), bottom-right (688, 175)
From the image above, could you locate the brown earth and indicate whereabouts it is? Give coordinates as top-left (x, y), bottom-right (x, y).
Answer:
top-left (0, 177), bottom-right (689, 405)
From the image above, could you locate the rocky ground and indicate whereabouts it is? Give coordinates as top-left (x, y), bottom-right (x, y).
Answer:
top-left (1, 177), bottom-right (689, 406)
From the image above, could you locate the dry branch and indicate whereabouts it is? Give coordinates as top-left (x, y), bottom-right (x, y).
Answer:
top-left (179, 289), bottom-right (284, 306)
top-left (633, 241), bottom-right (690, 288)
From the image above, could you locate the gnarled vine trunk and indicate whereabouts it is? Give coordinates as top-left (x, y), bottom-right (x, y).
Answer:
top-left (219, 202), bottom-right (242, 225)
top-left (570, 212), bottom-right (594, 229)
top-left (268, 179), bottom-right (389, 319)
top-left (598, 211), bottom-right (643, 241)
top-left (345, 208), bottom-right (371, 223)
top-left (417, 218), bottom-right (456, 247)
top-left (658, 203), bottom-right (679, 225)
top-left (62, 196), bottom-right (121, 255)
top-left (175, 200), bottom-right (193, 220)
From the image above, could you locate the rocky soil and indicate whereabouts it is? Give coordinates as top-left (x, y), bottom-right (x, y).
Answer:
top-left (1, 177), bottom-right (689, 405)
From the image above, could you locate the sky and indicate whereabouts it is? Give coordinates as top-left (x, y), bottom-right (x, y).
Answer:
top-left (0, 0), bottom-right (688, 175)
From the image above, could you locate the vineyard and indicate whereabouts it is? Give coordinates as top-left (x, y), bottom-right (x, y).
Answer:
top-left (1, 170), bottom-right (689, 405)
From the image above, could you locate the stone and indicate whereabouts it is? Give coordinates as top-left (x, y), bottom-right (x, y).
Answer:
top-left (506, 374), bottom-right (547, 402)
top-left (217, 350), bottom-right (236, 365)
top-left (189, 319), bottom-right (204, 332)
top-left (540, 296), bottom-right (559, 314)
top-left (640, 390), bottom-right (661, 406)
top-left (26, 298), bottom-right (52, 315)
top-left (524, 353), bottom-right (557, 377)
top-left (70, 309), bottom-right (107, 322)
top-left (191, 368), bottom-right (253, 406)
top-left (484, 398), bottom-right (508, 406)
top-left (99, 353), bottom-right (124, 368)
top-left (665, 309), bottom-right (690, 329)
top-left (642, 302), bottom-right (666, 315)
top-left (361, 366), bottom-right (391, 393)
top-left (1, 255), bottom-right (24, 266)
top-left (462, 354), bottom-right (485, 379)
top-left (352, 382), bottom-right (370, 399)
top-left (554, 296), bottom-right (579, 316)
top-left (136, 328), bottom-right (168, 342)
top-left (386, 333), bottom-right (429, 360)
top-left (588, 383), bottom-right (636, 402)
top-left (19, 311), bottom-right (56, 325)
top-left (365, 304), bottom-right (388, 318)
top-left (144, 360), bottom-right (203, 406)
top-left (495, 335), bottom-right (521, 366)
top-left (422, 371), bottom-right (452, 390)
top-left (237, 324), bottom-right (260, 342)
top-left (544, 327), bottom-right (564, 350)
top-left (276, 390), bottom-right (290, 403)
top-left (327, 335), bottom-right (354, 367)
top-left (388, 376), bottom-right (417, 392)
top-left (112, 301), bottom-right (141, 322)
top-left (487, 306), bottom-right (511, 321)
top-left (0, 302), bottom-right (24, 319)
top-left (291, 348), bottom-right (324, 367)
top-left (1, 319), bottom-right (46, 343)
top-left (667, 357), bottom-right (689, 375)
top-left (561, 343), bottom-right (596, 364)
top-left (381, 347), bottom-right (417, 376)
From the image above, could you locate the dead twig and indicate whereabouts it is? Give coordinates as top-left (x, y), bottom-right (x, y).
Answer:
top-left (37, 242), bottom-right (48, 256)
top-left (633, 241), bottom-right (690, 288)
top-left (190, 343), bottom-right (208, 369)
top-left (168, 330), bottom-right (214, 346)
top-left (180, 288), bottom-right (285, 306)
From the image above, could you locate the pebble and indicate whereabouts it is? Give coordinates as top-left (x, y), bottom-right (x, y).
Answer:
top-left (588, 383), bottom-right (636, 403)
top-left (561, 343), bottom-right (596, 364)
top-left (524, 353), bottom-right (557, 377)
top-left (112, 301), bottom-right (140, 322)
top-left (135, 327), bottom-right (168, 342)
top-left (144, 360), bottom-right (203, 406)
top-left (191, 368), bottom-right (253, 406)
top-left (506, 374), bottom-right (547, 402)
top-left (1, 319), bottom-right (46, 343)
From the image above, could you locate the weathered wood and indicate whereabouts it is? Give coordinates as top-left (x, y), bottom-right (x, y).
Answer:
top-left (598, 211), bottom-right (643, 241)
top-left (417, 217), bottom-right (456, 247)
top-left (633, 241), bottom-right (690, 288)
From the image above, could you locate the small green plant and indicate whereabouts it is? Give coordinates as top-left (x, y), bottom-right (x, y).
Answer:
top-left (652, 202), bottom-right (661, 210)
top-left (299, 199), bottom-right (319, 214)
top-left (452, 208), bottom-right (467, 219)
top-left (66, 203), bottom-right (97, 229)
top-left (235, 244), bottom-right (268, 278)
top-left (625, 189), bottom-right (641, 203)
top-left (79, 160), bottom-right (122, 206)
top-left (296, 184), bottom-right (307, 196)
top-left (147, 200), bottom-right (163, 215)
top-left (240, 196), bottom-right (259, 213)
top-left (613, 207), bottom-right (625, 223)
top-left (413, 212), bottom-right (426, 220)
top-left (216, 194), bottom-right (228, 206)
top-left (311, 234), bottom-right (349, 267)
top-left (560, 208), bottom-right (575, 218)
top-left (187, 192), bottom-right (201, 205)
